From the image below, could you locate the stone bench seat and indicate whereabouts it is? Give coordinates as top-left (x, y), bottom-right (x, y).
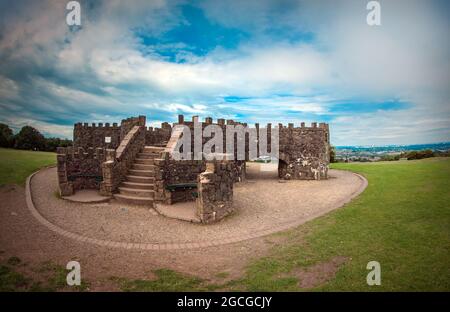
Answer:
top-left (165, 183), bottom-right (197, 192)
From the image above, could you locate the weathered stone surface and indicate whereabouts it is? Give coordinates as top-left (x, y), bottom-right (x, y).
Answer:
top-left (146, 124), bottom-right (171, 146)
top-left (196, 160), bottom-right (234, 224)
top-left (73, 122), bottom-right (121, 150)
top-left (58, 115), bottom-right (330, 223)
top-left (56, 147), bottom-right (106, 195)
top-left (172, 115), bottom-right (329, 180)
top-left (100, 125), bottom-right (146, 196)
top-left (278, 124), bottom-right (330, 180)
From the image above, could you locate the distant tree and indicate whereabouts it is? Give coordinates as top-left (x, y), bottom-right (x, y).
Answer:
top-left (0, 123), bottom-right (14, 147)
top-left (45, 137), bottom-right (72, 152)
top-left (14, 126), bottom-right (46, 151)
top-left (403, 149), bottom-right (435, 160)
top-left (417, 149), bottom-right (434, 159)
top-left (329, 145), bottom-right (336, 163)
top-left (380, 154), bottom-right (400, 161)
top-left (434, 150), bottom-right (450, 158)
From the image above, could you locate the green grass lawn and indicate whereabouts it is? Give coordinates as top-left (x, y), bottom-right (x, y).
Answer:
top-left (228, 158), bottom-right (450, 291)
top-left (111, 158), bottom-right (449, 292)
top-left (0, 148), bottom-right (56, 185)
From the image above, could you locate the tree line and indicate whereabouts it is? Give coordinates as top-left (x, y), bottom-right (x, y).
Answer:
top-left (380, 149), bottom-right (450, 161)
top-left (0, 123), bottom-right (72, 152)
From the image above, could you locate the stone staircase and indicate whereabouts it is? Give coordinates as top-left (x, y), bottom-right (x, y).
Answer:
top-left (113, 146), bottom-right (164, 205)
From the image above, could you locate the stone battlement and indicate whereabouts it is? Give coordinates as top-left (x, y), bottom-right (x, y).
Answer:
top-left (175, 114), bottom-right (328, 131)
top-left (58, 114), bottom-right (331, 218)
top-left (74, 122), bottom-right (119, 129)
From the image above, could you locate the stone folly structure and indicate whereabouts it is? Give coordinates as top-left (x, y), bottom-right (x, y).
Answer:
top-left (278, 122), bottom-right (330, 180)
top-left (57, 115), bottom-right (330, 224)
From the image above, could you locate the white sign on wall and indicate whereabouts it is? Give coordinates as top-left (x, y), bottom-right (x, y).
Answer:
top-left (105, 136), bottom-right (111, 143)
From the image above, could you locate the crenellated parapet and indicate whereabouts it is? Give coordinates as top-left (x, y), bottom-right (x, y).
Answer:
top-left (73, 122), bottom-right (121, 149)
top-left (61, 114), bottom-right (331, 203)
top-left (146, 123), bottom-right (172, 147)
top-left (175, 114), bottom-right (248, 128)
top-left (120, 115), bottom-right (146, 141)
top-left (169, 115), bottom-right (330, 180)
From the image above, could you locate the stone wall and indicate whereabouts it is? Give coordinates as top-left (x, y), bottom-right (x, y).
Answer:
top-left (196, 161), bottom-right (234, 224)
top-left (153, 154), bottom-right (206, 204)
top-left (120, 116), bottom-right (146, 141)
top-left (175, 115), bottom-right (251, 161)
top-left (145, 123), bottom-right (172, 146)
top-left (64, 114), bottom-right (330, 204)
top-left (73, 123), bottom-right (121, 149)
top-left (152, 153), bottom-right (245, 205)
top-left (172, 115), bottom-right (328, 180)
top-left (73, 115), bottom-right (146, 150)
top-left (278, 122), bottom-right (330, 180)
top-left (232, 160), bottom-right (246, 182)
top-left (56, 147), bottom-right (106, 196)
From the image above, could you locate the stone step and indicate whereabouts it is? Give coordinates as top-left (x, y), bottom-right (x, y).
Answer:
top-left (126, 175), bottom-right (155, 183)
top-left (118, 187), bottom-right (154, 198)
top-left (144, 146), bottom-right (165, 152)
top-left (128, 169), bottom-right (155, 177)
top-left (114, 193), bottom-right (154, 206)
top-left (122, 181), bottom-right (154, 190)
top-left (134, 158), bottom-right (155, 165)
top-left (140, 150), bottom-right (161, 155)
top-left (132, 163), bottom-right (155, 170)
top-left (137, 152), bottom-right (160, 159)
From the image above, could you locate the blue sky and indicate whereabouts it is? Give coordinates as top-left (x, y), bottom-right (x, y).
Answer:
top-left (0, 0), bottom-right (449, 145)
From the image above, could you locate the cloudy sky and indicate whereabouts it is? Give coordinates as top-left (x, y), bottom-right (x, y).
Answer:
top-left (0, 0), bottom-right (448, 146)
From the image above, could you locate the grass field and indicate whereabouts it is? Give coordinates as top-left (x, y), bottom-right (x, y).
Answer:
top-left (0, 148), bottom-right (56, 185)
top-left (0, 148), bottom-right (448, 291)
top-left (225, 158), bottom-right (450, 291)
top-left (111, 158), bottom-right (450, 291)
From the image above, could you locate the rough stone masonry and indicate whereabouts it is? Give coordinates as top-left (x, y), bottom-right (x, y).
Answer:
top-left (57, 114), bottom-right (330, 223)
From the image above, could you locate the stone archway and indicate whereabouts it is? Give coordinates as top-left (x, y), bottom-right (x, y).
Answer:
top-left (245, 160), bottom-right (279, 180)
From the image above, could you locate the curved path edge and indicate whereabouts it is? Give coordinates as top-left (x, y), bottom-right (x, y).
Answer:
top-left (25, 166), bottom-right (368, 251)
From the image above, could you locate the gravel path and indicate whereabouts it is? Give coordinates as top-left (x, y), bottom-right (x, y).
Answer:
top-left (29, 163), bottom-right (367, 249)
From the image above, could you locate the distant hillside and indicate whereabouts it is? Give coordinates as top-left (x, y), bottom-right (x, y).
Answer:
top-left (335, 142), bottom-right (450, 160)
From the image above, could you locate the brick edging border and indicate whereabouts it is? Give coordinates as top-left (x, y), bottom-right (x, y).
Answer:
top-left (25, 166), bottom-right (368, 251)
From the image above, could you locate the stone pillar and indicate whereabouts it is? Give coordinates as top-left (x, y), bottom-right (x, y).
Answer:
top-left (255, 123), bottom-right (260, 158)
top-left (196, 161), bottom-right (234, 224)
top-left (56, 147), bottom-right (73, 196)
top-left (100, 149), bottom-right (116, 196)
top-left (138, 115), bottom-right (146, 126)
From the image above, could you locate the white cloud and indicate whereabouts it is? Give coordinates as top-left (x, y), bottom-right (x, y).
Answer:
top-left (1, 116), bottom-right (72, 138)
top-left (0, 76), bottom-right (19, 99)
top-left (0, 0), bottom-right (448, 145)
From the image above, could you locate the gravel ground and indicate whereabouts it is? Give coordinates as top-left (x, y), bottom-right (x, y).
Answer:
top-left (0, 165), bottom-right (366, 288)
top-left (0, 184), bottom-right (277, 287)
top-left (31, 163), bottom-right (365, 245)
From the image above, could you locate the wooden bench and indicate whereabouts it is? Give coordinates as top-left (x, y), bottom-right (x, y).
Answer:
top-left (165, 183), bottom-right (198, 198)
